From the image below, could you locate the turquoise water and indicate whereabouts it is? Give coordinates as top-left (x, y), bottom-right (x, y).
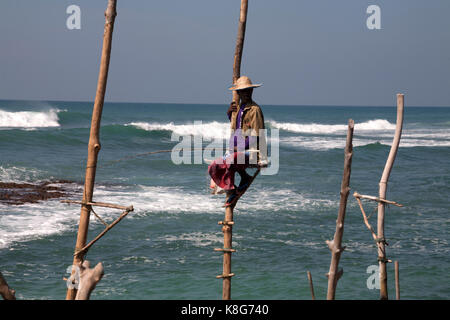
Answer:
top-left (0, 99), bottom-right (449, 299)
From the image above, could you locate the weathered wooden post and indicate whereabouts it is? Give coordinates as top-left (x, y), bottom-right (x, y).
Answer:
top-left (326, 119), bottom-right (354, 300)
top-left (215, 0), bottom-right (249, 301)
top-left (395, 260), bottom-right (400, 300)
top-left (66, 0), bottom-right (117, 300)
top-left (377, 94), bottom-right (404, 300)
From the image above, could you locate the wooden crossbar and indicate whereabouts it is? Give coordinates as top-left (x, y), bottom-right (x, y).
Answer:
top-left (218, 221), bottom-right (235, 226)
top-left (61, 199), bottom-right (133, 212)
top-left (73, 209), bottom-right (132, 257)
top-left (214, 248), bottom-right (236, 253)
top-left (353, 192), bottom-right (403, 207)
top-left (62, 199), bottom-right (134, 257)
top-left (216, 273), bottom-right (235, 279)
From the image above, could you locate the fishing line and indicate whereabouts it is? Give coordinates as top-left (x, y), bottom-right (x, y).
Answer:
top-left (97, 147), bottom-right (219, 169)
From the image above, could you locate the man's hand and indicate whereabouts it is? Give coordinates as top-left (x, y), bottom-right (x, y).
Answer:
top-left (257, 159), bottom-right (269, 168)
top-left (227, 101), bottom-right (237, 117)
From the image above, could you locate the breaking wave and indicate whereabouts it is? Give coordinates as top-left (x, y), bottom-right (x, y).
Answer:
top-left (127, 119), bottom-right (449, 151)
top-left (0, 108), bottom-right (61, 128)
top-left (269, 119), bottom-right (396, 134)
top-left (128, 121), bottom-right (231, 140)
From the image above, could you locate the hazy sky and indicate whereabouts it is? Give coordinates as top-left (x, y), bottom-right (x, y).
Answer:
top-left (0, 0), bottom-right (449, 106)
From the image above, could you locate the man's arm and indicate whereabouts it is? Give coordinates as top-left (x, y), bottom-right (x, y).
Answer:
top-left (227, 101), bottom-right (237, 121)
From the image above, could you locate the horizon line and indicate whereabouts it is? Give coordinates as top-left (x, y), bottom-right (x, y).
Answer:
top-left (0, 97), bottom-right (449, 108)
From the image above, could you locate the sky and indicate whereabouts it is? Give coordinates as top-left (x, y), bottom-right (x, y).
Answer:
top-left (0, 0), bottom-right (449, 106)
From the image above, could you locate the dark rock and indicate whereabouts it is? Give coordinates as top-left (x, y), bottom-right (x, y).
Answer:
top-left (0, 180), bottom-right (78, 205)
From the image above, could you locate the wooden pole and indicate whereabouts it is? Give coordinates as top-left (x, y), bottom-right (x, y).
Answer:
top-left (221, 206), bottom-right (234, 300)
top-left (66, 0), bottom-right (117, 300)
top-left (231, 0), bottom-right (249, 105)
top-left (218, 0), bottom-right (249, 301)
top-left (326, 119), bottom-right (354, 300)
top-left (307, 271), bottom-right (316, 300)
top-left (75, 260), bottom-right (104, 300)
top-left (377, 94), bottom-right (404, 300)
top-left (395, 261), bottom-right (400, 300)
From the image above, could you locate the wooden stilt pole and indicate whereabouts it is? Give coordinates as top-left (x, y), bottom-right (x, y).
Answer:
top-left (221, 206), bottom-right (234, 300)
top-left (231, 0), bottom-right (249, 107)
top-left (326, 119), bottom-right (354, 300)
top-left (216, 0), bottom-right (249, 301)
top-left (377, 94), bottom-right (404, 300)
top-left (66, 0), bottom-right (117, 300)
top-left (395, 260), bottom-right (400, 300)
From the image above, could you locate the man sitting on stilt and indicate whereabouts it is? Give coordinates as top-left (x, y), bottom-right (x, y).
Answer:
top-left (208, 76), bottom-right (266, 206)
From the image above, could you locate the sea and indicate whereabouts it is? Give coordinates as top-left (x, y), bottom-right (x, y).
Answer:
top-left (0, 99), bottom-right (449, 300)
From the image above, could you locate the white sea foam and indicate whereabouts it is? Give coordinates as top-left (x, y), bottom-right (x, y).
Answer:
top-left (0, 183), bottom-right (336, 248)
top-left (128, 121), bottom-right (231, 140)
top-left (269, 119), bottom-right (396, 134)
top-left (0, 166), bottom-right (44, 183)
top-left (398, 139), bottom-right (450, 148)
top-left (160, 232), bottom-right (224, 248)
top-left (270, 119), bottom-right (449, 150)
top-left (0, 200), bottom-right (79, 249)
top-left (93, 185), bottom-right (337, 216)
top-left (402, 129), bottom-right (450, 140)
top-left (355, 119), bottom-right (397, 131)
top-left (0, 108), bottom-right (60, 128)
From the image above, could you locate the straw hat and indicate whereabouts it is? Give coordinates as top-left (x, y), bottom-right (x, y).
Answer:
top-left (229, 76), bottom-right (262, 91)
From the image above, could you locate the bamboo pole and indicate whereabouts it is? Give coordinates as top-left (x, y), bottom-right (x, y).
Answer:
top-left (326, 119), bottom-right (354, 300)
top-left (395, 261), bottom-right (400, 300)
top-left (218, 0), bottom-right (249, 301)
top-left (377, 94), bottom-right (404, 300)
top-left (66, 0), bottom-right (117, 300)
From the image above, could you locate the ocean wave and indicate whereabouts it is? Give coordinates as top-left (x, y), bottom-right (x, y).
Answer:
top-left (0, 183), bottom-right (337, 248)
top-left (128, 121), bottom-right (231, 140)
top-left (122, 120), bottom-right (448, 151)
top-left (269, 119), bottom-right (396, 134)
top-left (159, 232), bottom-right (224, 248)
top-left (127, 119), bottom-right (398, 141)
top-left (91, 185), bottom-right (338, 216)
top-left (402, 130), bottom-right (450, 140)
top-left (280, 136), bottom-right (378, 150)
top-left (398, 139), bottom-right (450, 148)
top-left (281, 136), bottom-right (450, 151)
top-left (0, 108), bottom-right (61, 128)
